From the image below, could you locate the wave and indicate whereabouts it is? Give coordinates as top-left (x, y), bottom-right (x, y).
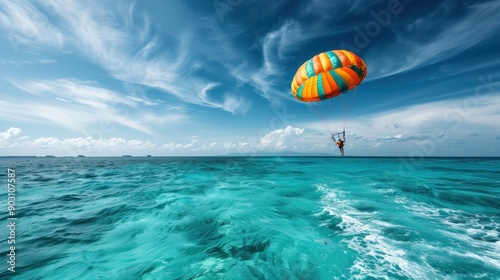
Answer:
top-left (316, 184), bottom-right (435, 279)
top-left (395, 197), bottom-right (500, 275)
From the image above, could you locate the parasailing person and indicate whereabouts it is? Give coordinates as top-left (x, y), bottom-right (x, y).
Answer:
top-left (332, 130), bottom-right (346, 156)
top-left (291, 50), bottom-right (367, 156)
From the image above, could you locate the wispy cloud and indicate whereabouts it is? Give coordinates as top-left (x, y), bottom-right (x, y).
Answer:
top-left (250, 21), bottom-right (304, 100)
top-left (0, 0), bottom-right (64, 50)
top-left (216, 19), bottom-right (326, 103)
top-left (367, 0), bottom-right (500, 81)
top-left (47, 2), bottom-right (202, 104)
top-left (0, 58), bottom-right (56, 66)
top-left (261, 21), bottom-right (303, 75)
top-left (15, 78), bottom-right (158, 109)
top-left (302, 0), bottom-right (383, 18)
top-left (436, 60), bottom-right (500, 78)
top-left (221, 94), bottom-right (249, 115)
top-left (6, 78), bottom-right (183, 134)
top-left (0, 1), bottom-right (248, 114)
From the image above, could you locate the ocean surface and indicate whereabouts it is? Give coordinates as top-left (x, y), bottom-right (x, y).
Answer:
top-left (1, 157), bottom-right (499, 279)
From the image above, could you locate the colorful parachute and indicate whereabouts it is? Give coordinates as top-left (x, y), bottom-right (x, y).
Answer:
top-left (291, 50), bottom-right (367, 102)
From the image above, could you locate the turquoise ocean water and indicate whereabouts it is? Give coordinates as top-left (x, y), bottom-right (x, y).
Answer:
top-left (1, 157), bottom-right (499, 279)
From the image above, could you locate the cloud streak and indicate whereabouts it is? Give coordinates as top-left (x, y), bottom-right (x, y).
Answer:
top-left (5, 78), bottom-right (185, 134)
top-left (0, 0), bottom-right (64, 50)
top-left (0, 1), bottom-right (248, 114)
top-left (366, 0), bottom-right (500, 81)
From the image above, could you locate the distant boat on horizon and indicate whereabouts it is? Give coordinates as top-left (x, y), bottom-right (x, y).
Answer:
top-left (122, 155), bottom-right (132, 157)
top-left (45, 155), bottom-right (56, 157)
top-left (146, 155), bottom-right (152, 157)
top-left (77, 155), bottom-right (85, 157)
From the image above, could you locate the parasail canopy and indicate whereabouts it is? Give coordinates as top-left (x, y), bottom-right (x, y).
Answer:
top-left (291, 50), bottom-right (367, 102)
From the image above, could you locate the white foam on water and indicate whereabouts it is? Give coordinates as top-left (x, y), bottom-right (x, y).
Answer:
top-left (394, 196), bottom-right (500, 271)
top-left (449, 246), bottom-right (500, 269)
top-left (377, 188), bottom-right (397, 195)
top-left (395, 196), bottom-right (441, 218)
top-left (438, 227), bottom-right (500, 271)
top-left (316, 184), bottom-right (433, 279)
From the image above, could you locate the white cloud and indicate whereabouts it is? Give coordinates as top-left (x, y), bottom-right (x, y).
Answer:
top-left (0, 126), bottom-right (325, 156)
top-left (258, 125), bottom-right (304, 150)
top-left (196, 141), bottom-right (219, 151)
top-left (162, 137), bottom-right (201, 150)
top-left (0, 127), bottom-right (23, 148)
top-left (162, 142), bottom-right (183, 149)
top-left (183, 138), bottom-right (198, 149)
top-left (63, 137), bottom-right (156, 152)
top-left (224, 142), bottom-right (235, 149)
top-left (0, 129), bottom-right (158, 156)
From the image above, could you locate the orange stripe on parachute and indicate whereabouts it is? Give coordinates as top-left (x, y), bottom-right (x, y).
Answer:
top-left (335, 68), bottom-right (356, 90)
top-left (343, 67), bottom-right (362, 87)
top-left (302, 76), bottom-right (319, 102)
top-left (311, 75), bottom-right (320, 101)
top-left (321, 72), bottom-right (332, 97)
top-left (324, 71), bottom-right (341, 97)
top-left (312, 55), bottom-right (324, 74)
top-left (333, 50), bottom-right (350, 67)
top-left (339, 50), bottom-right (357, 67)
top-left (302, 78), bottom-right (312, 102)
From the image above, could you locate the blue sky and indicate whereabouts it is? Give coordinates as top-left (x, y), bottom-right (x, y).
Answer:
top-left (0, 0), bottom-right (499, 156)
